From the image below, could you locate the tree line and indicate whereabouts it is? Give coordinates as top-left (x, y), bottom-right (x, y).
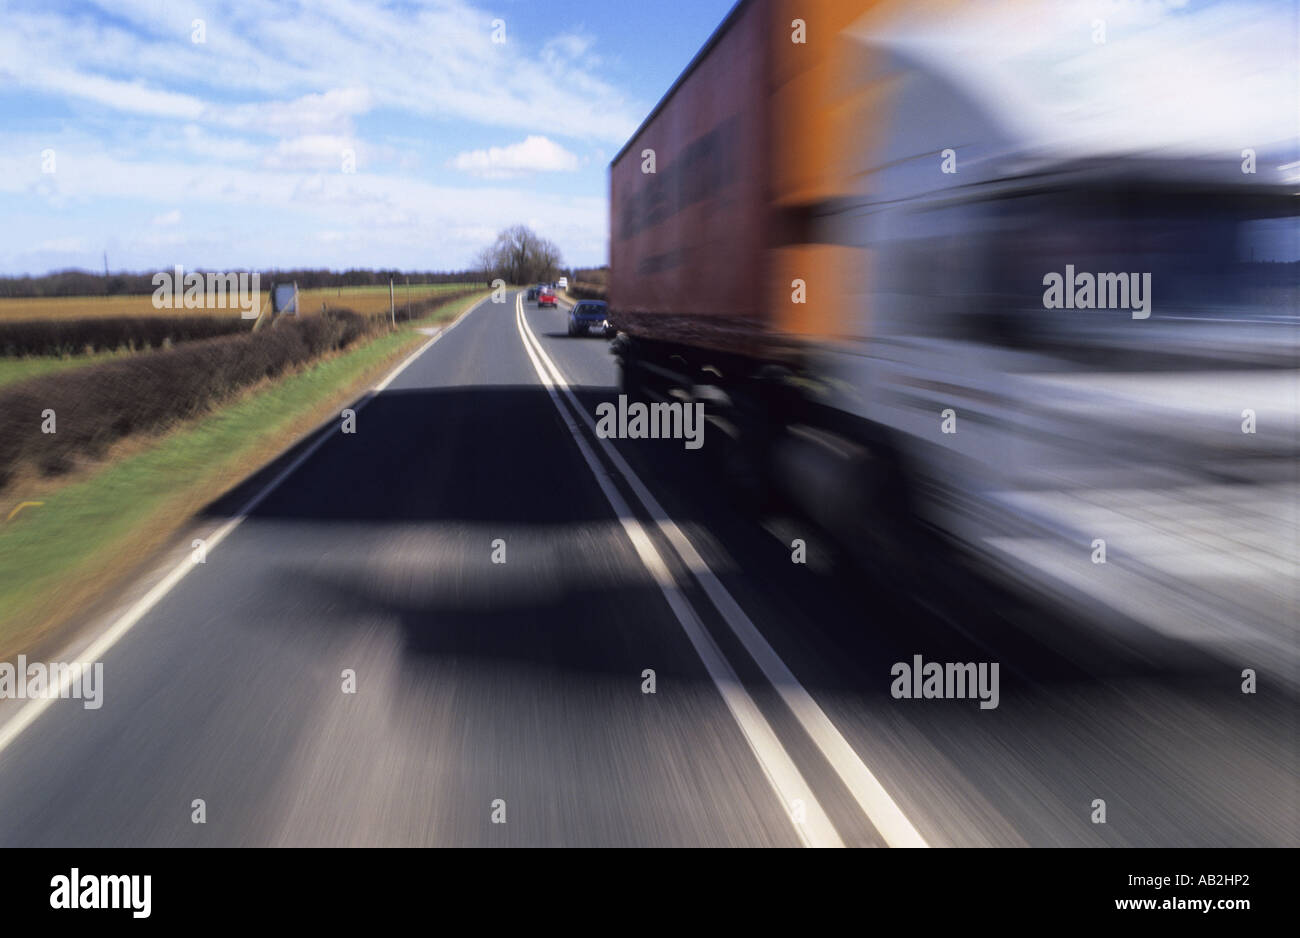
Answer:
top-left (1, 223), bottom-right (593, 297)
top-left (0, 267), bottom-right (483, 298)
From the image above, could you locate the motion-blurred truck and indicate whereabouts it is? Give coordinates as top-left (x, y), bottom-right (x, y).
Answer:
top-left (609, 0), bottom-right (1298, 669)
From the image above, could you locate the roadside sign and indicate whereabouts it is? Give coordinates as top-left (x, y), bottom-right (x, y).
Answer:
top-left (272, 282), bottom-right (298, 314)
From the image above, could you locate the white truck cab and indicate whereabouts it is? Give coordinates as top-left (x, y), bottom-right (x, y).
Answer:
top-left (812, 4), bottom-right (1298, 675)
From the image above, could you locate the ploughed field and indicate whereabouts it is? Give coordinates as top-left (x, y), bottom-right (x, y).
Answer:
top-left (0, 283), bottom-right (476, 321)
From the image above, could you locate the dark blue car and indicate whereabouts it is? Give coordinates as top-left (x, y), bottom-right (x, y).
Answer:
top-left (567, 300), bottom-right (611, 337)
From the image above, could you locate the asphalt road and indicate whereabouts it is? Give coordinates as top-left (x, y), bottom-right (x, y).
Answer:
top-left (0, 290), bottom-right (1293, 847)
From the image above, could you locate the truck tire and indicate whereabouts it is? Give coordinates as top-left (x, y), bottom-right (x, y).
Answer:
top-left (719, 386), bottom-right (777, 511)
top-left (838, 443), bottom-right (936, 592)
top-left (615, 337), bottom-right (646, 399)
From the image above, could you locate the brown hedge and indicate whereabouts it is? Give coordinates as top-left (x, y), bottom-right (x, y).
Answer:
top-left (0, 309), bottom-right (371, 488)
top-left (0, 316), bottom-right (252, 357)
top-left (567, 282), bottom-right (607, 301)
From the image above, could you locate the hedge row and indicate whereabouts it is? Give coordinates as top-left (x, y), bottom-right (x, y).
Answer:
top-left (0, 310), bottom-right (371, 488)
top-left (0, 316), bottom-right (253, 358)
top-left (567, 281), bottom-right (607, 301)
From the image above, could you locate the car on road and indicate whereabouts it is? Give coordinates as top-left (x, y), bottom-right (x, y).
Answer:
top-left (557, 277), bottom-right (568, 291)
top-left (537, 286), bottom-right (557, 308)
top-left (567, 300), bottom-right (610, 337)
top-left (526, 287), bottom-right (538, 301)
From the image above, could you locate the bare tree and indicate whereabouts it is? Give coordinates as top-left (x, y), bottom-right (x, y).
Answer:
top-left (477, 225), bottom-right (563, 285)
top-left (472, 246), bottom-right (497, 286)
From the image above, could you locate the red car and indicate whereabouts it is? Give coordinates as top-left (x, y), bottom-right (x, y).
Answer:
top-left (537, 287), bottom-right (557, 308)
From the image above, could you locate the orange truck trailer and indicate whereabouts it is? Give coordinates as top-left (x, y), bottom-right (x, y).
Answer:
top-left (610, 0), bottom-right (873, 360)
top-left (608, 0), bottom-right (1299, 670)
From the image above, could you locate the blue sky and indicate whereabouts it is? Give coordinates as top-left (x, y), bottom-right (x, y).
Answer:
top-left (0, 0), bottom-right (737, 275)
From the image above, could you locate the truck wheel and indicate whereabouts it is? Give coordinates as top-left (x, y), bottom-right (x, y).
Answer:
top-left (840, 444), bottom-right (934, 591)
top-left (719, 389), bottom-right (776, 511)
top-left (618, 354), bottom-right (646, 398)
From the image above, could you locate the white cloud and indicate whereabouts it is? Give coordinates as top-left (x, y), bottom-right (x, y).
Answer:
top-left (171, 125), bottom-right (263, 162)
top-left (1, 2), bottom-right (639, 143)
top-left (263, 135), bottom-right (359, 171)
top-left (38, 69), bottom-right (205, 119)
top-left (0, 1), bottom-right (643, 272)
top-left (217, 88), bottom-right (374, 137)
top-left (540, 32), bottom-right (597, 69)
top-left (450, 136), bottom-right (580, 178)
top-left (36, 236), bottom-right (87, 253)
top-left (0, 138), bottom-right (608, 270)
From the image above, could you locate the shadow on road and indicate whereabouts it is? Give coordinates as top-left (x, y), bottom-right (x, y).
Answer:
top-left (192, 381), bottom-right (1267, 704)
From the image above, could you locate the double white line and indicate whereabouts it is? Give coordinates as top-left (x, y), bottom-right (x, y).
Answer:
top-left (515, 292), bottom-right (927, 848)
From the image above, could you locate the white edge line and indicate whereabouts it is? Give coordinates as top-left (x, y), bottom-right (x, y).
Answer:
top-left (0, 293), bottom-right (493, 757)
top-left (515, 292), bottom-right (843, 849)
top-left (518, 294), bottom-right (929, 848)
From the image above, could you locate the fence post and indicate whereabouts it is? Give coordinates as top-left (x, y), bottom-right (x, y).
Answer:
top-left (390, 279), bottom-right (395, 326)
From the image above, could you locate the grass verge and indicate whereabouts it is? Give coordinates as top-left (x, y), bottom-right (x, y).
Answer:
top-left (0, 290), bottom-right (487, 659)
top-left (0, 351), bottom-right (128, 390)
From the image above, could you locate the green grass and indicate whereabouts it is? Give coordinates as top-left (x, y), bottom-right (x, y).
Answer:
top-left (0, 350), bottom-right (132, 390)
top-left (0, 289), bottom-right (487, 654)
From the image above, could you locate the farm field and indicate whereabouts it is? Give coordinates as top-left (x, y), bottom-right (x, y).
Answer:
top-left (300, 282), bottom-right (476, 316)
top-left (0, 282), bottom-right (478, 320)
top-left (0, 294), bottom-right (185, 321)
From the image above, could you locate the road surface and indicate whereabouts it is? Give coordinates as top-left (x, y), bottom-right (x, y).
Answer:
top-left (0, 290), bottom-right (1293, 846)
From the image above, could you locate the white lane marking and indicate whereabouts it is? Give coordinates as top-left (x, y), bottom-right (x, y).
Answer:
top-left (0, 294), bottom-right (494, 758)
top-left (518, 297), bottom-right (929, 848)
top-left (515, 293), bottom-right (843, 848)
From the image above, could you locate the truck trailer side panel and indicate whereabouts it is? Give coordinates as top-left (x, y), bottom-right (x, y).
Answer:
top-left (609, 0), bottom-right (773, 357)
top-left (609, 0), bottom-right (888, 359)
